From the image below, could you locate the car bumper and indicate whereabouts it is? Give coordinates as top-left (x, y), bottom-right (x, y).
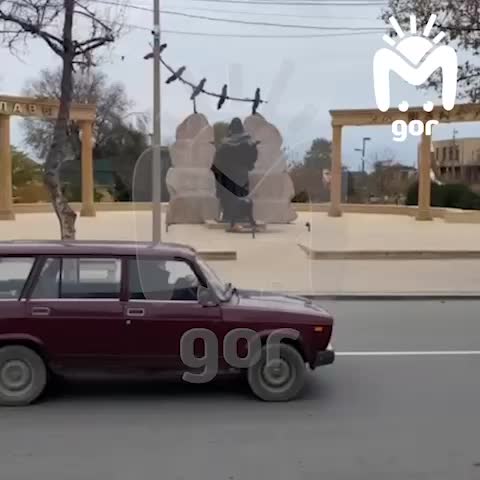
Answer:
top-left (312, 344), bottom-right (335, 368)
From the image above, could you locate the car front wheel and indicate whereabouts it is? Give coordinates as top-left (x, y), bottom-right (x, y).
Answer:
top-left (247, 343), bottom-right (306, 402)
top-left (0, 346), bottom-right (47, 406)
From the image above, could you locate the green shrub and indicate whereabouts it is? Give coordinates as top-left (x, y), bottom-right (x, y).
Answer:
top-left (406, 181), bottom-right (480, 209)
top-left (62, 183), bottom-right (103, 203)
top-left (405, 182), bottom-right (417, 205)
top-left (111, 173), bottom-right (132, 202)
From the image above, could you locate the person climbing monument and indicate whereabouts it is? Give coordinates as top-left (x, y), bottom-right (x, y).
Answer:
top-left (211, 117), bottom-right (259, 231)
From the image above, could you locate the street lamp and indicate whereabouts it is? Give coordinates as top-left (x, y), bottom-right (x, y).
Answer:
top-left (353, 137), bottom-right (372, 203)
top-left (354, 137), bottom-right (372, 173)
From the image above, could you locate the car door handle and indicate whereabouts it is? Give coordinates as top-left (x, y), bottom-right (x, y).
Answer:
top-left (126, 308), bottom-right (145, 317)
top-left (31, 306), bottom-right (51, 316)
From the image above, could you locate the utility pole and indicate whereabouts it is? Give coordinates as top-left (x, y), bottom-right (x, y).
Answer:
top-left (354, 137), bottom-right (371, 174)
top-left (152, 0), bottom-right (162, 243)
top-left (360, 137), bottom-right (372, 173)
top-left (354, 136), bottom-right (372, 203)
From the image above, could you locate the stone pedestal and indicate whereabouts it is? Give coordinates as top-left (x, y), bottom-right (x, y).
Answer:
top-left (205, 219), bottom-right (267, 232)
top-left (244, 114), bottom-right (297, 223)
top-left (166, 114), bottom-right (219, 225)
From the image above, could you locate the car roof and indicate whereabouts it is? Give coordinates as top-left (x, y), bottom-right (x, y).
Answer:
top-left (0, 240), bottom-right (198, 260)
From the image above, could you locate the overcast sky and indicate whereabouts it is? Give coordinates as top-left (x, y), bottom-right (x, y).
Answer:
top-left (0, 0), bottom-right (478, 170)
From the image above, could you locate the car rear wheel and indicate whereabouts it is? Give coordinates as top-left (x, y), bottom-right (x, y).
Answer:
top-left (0, 346), bottom-right (47, 406)
top-left (247, 343), bottom-right (306, 402)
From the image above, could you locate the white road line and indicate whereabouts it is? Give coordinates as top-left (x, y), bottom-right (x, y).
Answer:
top-left (337, 351), bottom-right (480, 356)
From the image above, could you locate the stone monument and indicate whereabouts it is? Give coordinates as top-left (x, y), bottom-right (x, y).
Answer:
top-left (244, 114), bottom-right (297, 223)
top-left (166, 113), bottom-right (219, 225)
top-left (166, 113), bottom-right (297, 226)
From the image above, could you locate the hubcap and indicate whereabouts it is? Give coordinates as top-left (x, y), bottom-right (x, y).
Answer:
top-left (0, 359), bottom-right (32, 392)
top-left (262, 359), bottom-right (291, 388)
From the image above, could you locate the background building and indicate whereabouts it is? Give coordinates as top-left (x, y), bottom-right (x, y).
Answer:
top-left (432, 137), bottom-right (480, 188)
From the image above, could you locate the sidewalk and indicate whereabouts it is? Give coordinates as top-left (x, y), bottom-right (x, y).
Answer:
top-left (3, 210), bottom-right (480, 295)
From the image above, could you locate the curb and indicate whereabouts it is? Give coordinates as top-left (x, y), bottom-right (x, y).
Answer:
top-left (300, 293), bottom-right (480, 301)
top-left (198, 251), bottom-right (237, 261)
top-left (298, 244), bottom-right (480, 260)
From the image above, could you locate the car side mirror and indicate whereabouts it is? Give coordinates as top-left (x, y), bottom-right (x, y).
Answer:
top-left (197, 285), bottom-right (217, 307)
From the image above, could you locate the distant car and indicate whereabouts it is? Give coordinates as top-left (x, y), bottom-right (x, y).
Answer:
top-left (0, 241), bottom-right (334, 405)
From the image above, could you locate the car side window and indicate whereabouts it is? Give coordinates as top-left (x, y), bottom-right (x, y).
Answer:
top-left (31, 258), bottom-right (61, 299)
top-left (129, 258), bottom-right (200, 301)
top-left (31, 257), bottom-right (121, 299)
top-left (0, 257), bottom-right (35, 300)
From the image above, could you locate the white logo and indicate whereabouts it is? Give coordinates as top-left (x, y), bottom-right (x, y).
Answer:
top-left (373, 14), bottom-right (458, 142)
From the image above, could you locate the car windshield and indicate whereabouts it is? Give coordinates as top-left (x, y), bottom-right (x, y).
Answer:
top-left (196, 258), bottom-right (230, 300)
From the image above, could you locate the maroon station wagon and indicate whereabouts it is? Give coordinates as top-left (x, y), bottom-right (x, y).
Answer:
top-left (0, 241), bottom-right (334, 405)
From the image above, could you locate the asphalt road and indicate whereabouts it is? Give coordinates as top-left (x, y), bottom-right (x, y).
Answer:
top-left (1, 299), bottom-right (480, 480)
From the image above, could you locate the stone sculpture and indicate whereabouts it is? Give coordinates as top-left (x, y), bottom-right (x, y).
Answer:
top-left (166, 113), bottom-right (219, 225)
top-left (244, 114), bottom-right (297, 223)
top-left (166, 113), bottom-right (297, 226)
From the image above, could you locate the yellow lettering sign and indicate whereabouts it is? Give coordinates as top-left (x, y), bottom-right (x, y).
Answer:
top-left (42, 106), bottom-right (53, 116)
top-left (0, 102), bottom-right (8, 113)
top-left (28, 104), bottom-right (37, 114)
top-left (13, 103), bottom-right (23, 114)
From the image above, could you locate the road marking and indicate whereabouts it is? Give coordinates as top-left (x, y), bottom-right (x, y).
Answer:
top-left (337, 351), bottom-right (480, 356)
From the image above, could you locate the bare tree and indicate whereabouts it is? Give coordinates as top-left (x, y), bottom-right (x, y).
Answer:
top-left (382, 0), bottom-right (480, 102)
top-left (22, 68), bottom-right (131, 160)
top-left (0, 0), bottom-right (122, 239)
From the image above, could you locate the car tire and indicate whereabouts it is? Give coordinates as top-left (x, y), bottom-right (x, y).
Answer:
top-left (0, 346), bottom-right (47, 406)
top-left (247, 343), bottom-right (306, 402)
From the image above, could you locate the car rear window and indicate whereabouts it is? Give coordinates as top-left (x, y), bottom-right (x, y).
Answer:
top-left (31, 257), bottom-right (122, 299)
top-left (0, 257), bottom-right (35, 300)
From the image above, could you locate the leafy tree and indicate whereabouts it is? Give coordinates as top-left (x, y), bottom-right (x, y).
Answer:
top-left (111, 172), bottom-right (132, 202)
top-left (304, 138), bottom-right (331, 170)
top-left (61, 184), bottom-right (104, 203)
top-left (97, 123), bottom-right (150, 201)
top-left (12, 147), bottom-right (42, 188)
top-left (287, 138), bottom-right (333, 202)
top-left (95, 122), bottom-right (149, 189)
top-left (289, 161), bottom-right (329, 203)
top-left (382, 1), bottom-right (480, 101)
top-left (368, 160), bottom-right (415, 201)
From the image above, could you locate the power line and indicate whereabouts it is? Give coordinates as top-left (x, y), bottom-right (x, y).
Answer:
top-left (166, 0), bottom-right (385, 5)
top-left (162, 4), bottom-right (378, 21)
top-left (92, 0), bottom-right (384, 31)
top-left (127, 23), bottom-right (381, 38)
top-left (160, 9), bottom-right (384, 30)
top-left (161, 28), bottom-right (381, 38)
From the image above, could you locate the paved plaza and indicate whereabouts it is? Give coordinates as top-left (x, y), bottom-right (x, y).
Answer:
top-left (3, 210), bottom-right (480, 294)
